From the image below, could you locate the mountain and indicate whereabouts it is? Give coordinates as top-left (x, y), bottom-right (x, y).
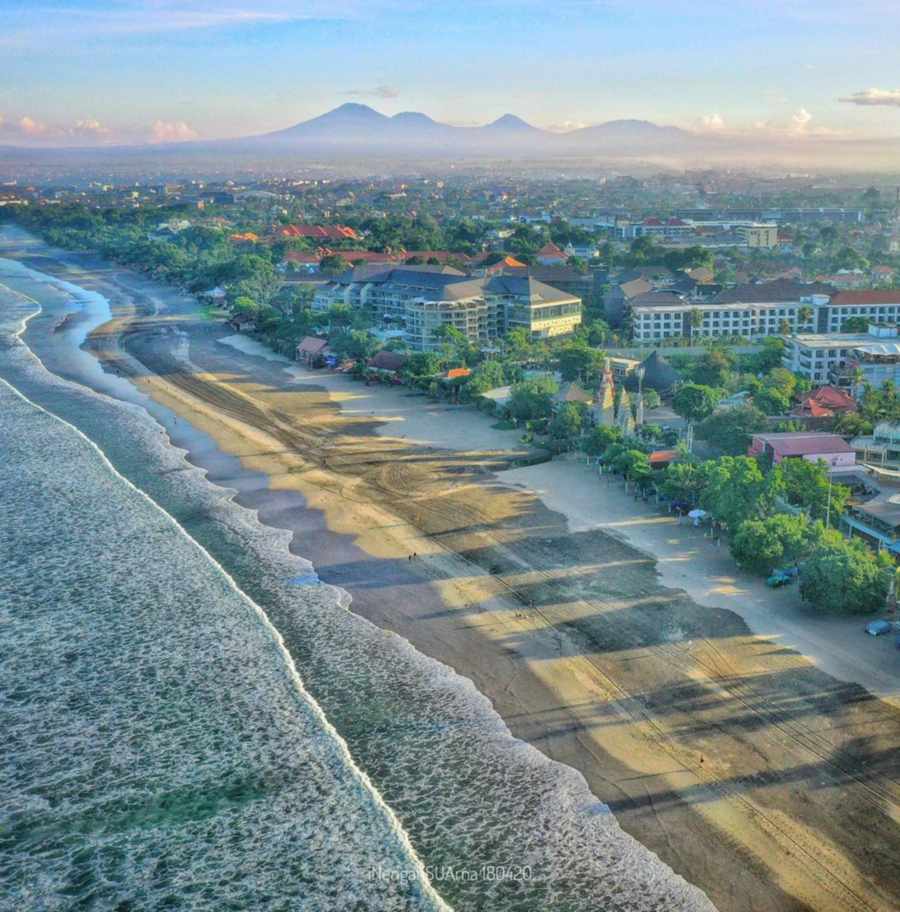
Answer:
top-left (481, 114), bottom-right (542, 133)
top-left (230, 104), bottom-right (694, 156)
top-left (4, 104), bottom-right (898, 172)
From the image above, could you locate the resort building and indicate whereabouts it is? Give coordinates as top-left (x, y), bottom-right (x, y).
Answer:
top-left (313, 265), bottom-right (581, 351)
top-left (819, 291), bottom-right (900, 333)
top-left (782, 323), bottom-right (900, 389)
top-left (629, 280), bottom-right (834, 343)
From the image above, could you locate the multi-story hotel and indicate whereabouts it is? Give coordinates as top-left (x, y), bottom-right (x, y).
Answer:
top-left (629, 281), bottom-right (833, 342)
top-left (628, 281), bottom-right (900, 344)
top-left (313, 265), bottom-right (581, 351)
top-left (782, 323), bottom-right (900, 389)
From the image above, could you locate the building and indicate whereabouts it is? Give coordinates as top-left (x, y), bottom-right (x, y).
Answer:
top-left (792, 386), bottom-right (857, 419)
top-left (616, 217), bottom-right (695, 241)
top-left (820, 291), bottom-right (900, 333)
top-left (782, 324), bottom-right (900, 389)
top-left (312, 265), bottom-right (581, 351)
top-left (277, 224), bottom-right (360, 242)
top-left (630, 280), bottom-right (834, 343)
top-left (535, 242), bottom-right (568, 265)
top-left (736, 223), bottom-right (778, 248)
top-left (843, 498), bottom-right (900, 554)
top-left (748, 432), bottom-right (856, 469)
top-left (296, 336), bottom-right (330, 365)
top-left (850, 422), bottom-right (900, 465)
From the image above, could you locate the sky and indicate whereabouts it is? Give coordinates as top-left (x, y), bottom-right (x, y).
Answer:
top-left (2, 0), bottom-right (900, 146)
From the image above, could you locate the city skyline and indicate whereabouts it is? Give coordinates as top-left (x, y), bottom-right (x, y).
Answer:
top-left (3, 0), bottom-right (900, 147)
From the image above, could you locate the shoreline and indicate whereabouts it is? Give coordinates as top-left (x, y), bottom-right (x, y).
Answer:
top-left (5, 232), bottom-right (900, 912)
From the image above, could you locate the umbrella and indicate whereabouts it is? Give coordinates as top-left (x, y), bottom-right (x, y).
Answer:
top-left (687, 509), bottom-right (707, 519)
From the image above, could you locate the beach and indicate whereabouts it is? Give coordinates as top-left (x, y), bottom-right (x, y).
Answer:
top-left (4, 232), bottom-right (900, 912)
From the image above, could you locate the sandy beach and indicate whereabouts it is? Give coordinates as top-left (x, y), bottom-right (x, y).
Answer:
top-left (10, 243), bottom-right (900, 912)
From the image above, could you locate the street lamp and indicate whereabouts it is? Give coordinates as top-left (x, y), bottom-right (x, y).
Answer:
top-left (636, 365), bottom-right (646, 427)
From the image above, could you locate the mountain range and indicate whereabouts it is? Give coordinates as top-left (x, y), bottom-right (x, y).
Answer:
top-left (2, 104), bottom-right (899, 173)
top-left (241, 103), bottom-right (695, 156)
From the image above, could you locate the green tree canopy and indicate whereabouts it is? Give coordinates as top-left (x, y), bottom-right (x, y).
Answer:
top-left (509, 376), bottom-right (558, 421)
top-left (778, 458), bottom-right (849, 523)
top-left (800, 539), bottom-right (892, 615)
top-left (584, 425), bottom-right (623, 457)
top-left (697, 404), bottom-right (768, 455)
top-left (692, 349), bottom-right (735, 387)
top-left (699, 455), bottom-right (783, 529)
top-left (730, 514), bottom-right (814, 575)
top-left (557, 341), bottom-right (606, 383)
top-left (672, 383), bottom-right (722, 422)
top-left (660, 461), bottom-right (705, 505)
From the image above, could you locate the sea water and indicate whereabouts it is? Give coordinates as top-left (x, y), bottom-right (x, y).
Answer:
top-left (0, 239), bottom-right (716, 911)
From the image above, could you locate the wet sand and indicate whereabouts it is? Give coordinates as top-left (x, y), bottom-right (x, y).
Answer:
top-left (7, 238), bottom-right (900, 912)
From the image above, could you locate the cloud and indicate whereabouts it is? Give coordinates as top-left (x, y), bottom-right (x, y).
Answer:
top-left (149, 119), bottom-right (199, 143)
top-left (545, 119), bottom-right (590, 133)
top-left (696, 113), bottom-right (725, 131)
top-left (790, 107), bottom-right (813, 133)
top-left (19, 115), bottom-right (48, 136)
top-left (840, 88), bottom-right (900, 107)
top-left (71, 118), bottom-right (110, 137)
top-left (342, 85), bottom-right (400, 99)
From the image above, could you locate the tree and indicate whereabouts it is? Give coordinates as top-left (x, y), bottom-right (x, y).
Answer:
top-left (730, 514), bottom-right (813, 575)
top-left (753, 386), bottom-right (792, 416)
top-left (320, 253), bottom-right (350, 275)
top-left (699, 455), bottom-right (783, 529)
top-left (672, 384), bottom-right (722, 422)
top-left (612, 448), bottom-right (652, 484)
top-left (558, 341), bottom-right (605, 383)
top-left (642, 388), bottom-right (661, 410)
top-left (584, 425), bottom-right (623, 457)
top-left (778, 458), bottom-right (849, 523)
top-left (692, 349), bottom-right (735, 387)
top-left (841, 316), bottom-right (870, 333)
top-left (504, 327), bottom-right (534, 360)
top-left (800, 539), bottom-right (892, 614)
top-left (751, 337), bottom-right (786, 373)
top-left (509, 376), bottom-right (558, 421)
top-left (547, 403), bottom-right (586, 452)
top-left (660, 461), bottom-right (705, 505)
top-left (688, 309), bottom-right (704, 341)
top-left (232, 295), bottom-right (259, 316)
top-left (697, 404), bottom-right (768, 455)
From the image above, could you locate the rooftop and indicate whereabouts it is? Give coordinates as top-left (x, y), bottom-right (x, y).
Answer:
top-left (753, 432), bottom-right (853, 456)
top-left (714, 279), bottom-right (835, 305)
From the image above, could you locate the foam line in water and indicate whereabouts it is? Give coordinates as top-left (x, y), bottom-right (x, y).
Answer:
top-left (0, 365), bottom-right (454, 912)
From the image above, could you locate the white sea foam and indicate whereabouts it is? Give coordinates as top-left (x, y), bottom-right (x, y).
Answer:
top-left (0, 241), bottom-right (717, 911)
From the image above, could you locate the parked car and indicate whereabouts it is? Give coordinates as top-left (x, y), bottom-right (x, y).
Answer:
top-left (865, 619), bottom-right (893, 636)
top-left (766, 566), bottom-right (799, 588)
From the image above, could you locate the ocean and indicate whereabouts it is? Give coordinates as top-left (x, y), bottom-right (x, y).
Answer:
top-left (0, 232), bottom-right (715, 911)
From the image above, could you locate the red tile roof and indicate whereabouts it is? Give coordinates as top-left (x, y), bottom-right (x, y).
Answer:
top-left (537, 241), bottom-right (566, 258)
top-left (279, 224), bottom-right (360, 241)
top-left (648, 449), bottom-right (679, 466)
top-left (830, 290), bottom-right (900, 306)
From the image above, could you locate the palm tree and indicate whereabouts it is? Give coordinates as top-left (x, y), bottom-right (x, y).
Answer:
top-left (798, 305), bottom-right (813, 328)
top-left (688, 309), bottom-right (703, 343)
top-left (779, 318), bottom-right (792, 336)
